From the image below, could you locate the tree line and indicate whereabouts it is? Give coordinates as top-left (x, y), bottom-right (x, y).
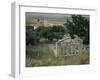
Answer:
top-left (26, 25), bottom-right (66, 45)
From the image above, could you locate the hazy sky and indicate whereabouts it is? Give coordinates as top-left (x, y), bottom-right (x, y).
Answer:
top-left (26, 12), bottom-right (89, 24)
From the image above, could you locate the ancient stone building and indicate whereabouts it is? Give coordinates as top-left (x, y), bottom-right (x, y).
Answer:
top-left (55, 34), bottom-right (83, 57)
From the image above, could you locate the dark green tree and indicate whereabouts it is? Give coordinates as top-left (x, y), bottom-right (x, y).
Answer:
top-left (26, 25), bottom-right (66, 45)
top-left (64, 15), bottom-right (89, 44)
top-left (52, 25), bottom-right (65, 40)
top-left (41, 27), bottom-right (54, 41)
top-left (26, 28), bottom-right (40, 45)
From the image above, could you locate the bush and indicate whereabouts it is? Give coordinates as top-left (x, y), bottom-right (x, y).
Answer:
top-left (26, 29), bottom-right (40, 45)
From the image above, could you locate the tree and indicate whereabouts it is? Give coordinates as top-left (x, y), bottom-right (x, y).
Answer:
top-left (26, 28), bottom-right (40, 45)
top-left (52, 25), bottom-right (65, 32)
top-left (35, 26), bottom-right (65, 41)
top-left (64, 15), bottom-right (89, 45)
top-left (52, 25), bottom-right (65, 40)
top-left (41, 27), bottom-right (54, 41)
top-left (26, 25), bottom-right (66, 45)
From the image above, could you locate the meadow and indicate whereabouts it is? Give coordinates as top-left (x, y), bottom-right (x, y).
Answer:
top-left (26, 40), bottom-right (89, 67)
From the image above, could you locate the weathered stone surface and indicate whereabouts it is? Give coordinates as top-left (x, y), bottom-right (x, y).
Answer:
top-left (55, 34), bottom-right (83, 57)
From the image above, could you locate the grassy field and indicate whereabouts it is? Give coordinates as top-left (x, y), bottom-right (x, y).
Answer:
top-left (26, 41), bottom-right (89, 67)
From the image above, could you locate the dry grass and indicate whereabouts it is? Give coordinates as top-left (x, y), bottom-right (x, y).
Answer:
top-left (26, 42), bottom-right (89, 67)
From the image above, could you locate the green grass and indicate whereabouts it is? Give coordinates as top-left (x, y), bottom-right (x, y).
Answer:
top-left (26, 42), bottom-right (89, 67)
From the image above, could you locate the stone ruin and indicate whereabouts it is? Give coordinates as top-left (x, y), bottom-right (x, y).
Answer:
top-left (54, 34), bottom-right (84, 57)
